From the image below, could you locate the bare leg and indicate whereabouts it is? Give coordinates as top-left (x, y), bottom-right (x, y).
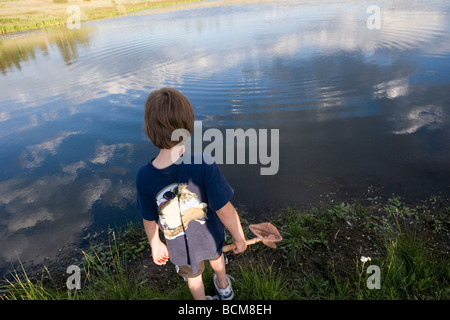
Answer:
top-left (209, 254), bottom-right (229, 289)
top-left (187, 274), bottom-right (206, 300)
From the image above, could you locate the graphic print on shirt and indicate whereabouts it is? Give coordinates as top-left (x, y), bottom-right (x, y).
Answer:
top-left (155, 183), bottom-right (207, 239)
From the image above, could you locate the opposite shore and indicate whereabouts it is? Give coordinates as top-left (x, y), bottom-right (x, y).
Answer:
top-left (0, 0), bottom-right (284, 35)
top-left (0, 0), bottom-right (206, 35)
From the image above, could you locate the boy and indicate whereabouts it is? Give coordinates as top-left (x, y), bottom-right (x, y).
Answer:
top-left (136, 87), bottom-right (247, 300)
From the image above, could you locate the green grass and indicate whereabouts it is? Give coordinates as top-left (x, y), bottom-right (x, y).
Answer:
top-left (234, 261), bottom-right (292, 300)
top-left (3, 264), bottom-right (62, 300)
top-left (379, 233), bottom-right (449, 299)
top-left (79, 227), bottom-right (160, 300)
top-left (1, 195), bottom-right (448, 300)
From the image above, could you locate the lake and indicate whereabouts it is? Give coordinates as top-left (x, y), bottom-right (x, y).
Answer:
top-left (1, 0), bottom-right (449, 276)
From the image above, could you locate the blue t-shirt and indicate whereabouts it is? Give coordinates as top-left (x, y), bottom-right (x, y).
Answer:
top-left (136, 154), bottom-right (233, 274)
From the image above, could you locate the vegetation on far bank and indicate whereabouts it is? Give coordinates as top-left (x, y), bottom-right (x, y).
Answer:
top-left (0, 194), bottom-right (449, 300)
top-left (0, 0), bottom-right (205, 35)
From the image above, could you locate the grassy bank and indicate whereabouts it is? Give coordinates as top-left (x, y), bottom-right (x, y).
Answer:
top-left (1, 194), bottom-right (449, 300)
top-left (0, 0), bottom-right (205, 35)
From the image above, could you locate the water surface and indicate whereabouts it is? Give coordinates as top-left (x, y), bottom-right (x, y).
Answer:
top-left (1, 0), bottom-right (450, 274)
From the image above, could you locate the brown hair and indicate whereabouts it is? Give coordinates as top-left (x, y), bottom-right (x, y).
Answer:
top-left (144, 87), bottom-right (195, 149)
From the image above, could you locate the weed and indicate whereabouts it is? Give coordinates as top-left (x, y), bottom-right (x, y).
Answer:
top-left (235, 261), bottom-right (292, 300)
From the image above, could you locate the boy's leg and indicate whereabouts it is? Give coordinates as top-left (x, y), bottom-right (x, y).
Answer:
top-left (187, 274), bottom-right (206, 300)
top-left (178, 261), bottom-right (207, 300)
top-left (209, 254), bottom-right (229, 289)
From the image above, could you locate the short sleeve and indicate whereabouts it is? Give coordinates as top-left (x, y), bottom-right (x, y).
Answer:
top-left (136, 167), bottom-right (158, 221)
top-left (203, 159), bottom-right (234, 211)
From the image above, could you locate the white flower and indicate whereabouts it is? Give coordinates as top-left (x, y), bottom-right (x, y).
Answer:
top-left (360, 256), bottom-right (372, 263)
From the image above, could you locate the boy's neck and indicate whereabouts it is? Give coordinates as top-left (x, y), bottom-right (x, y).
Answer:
top-left (152, 145), bottom-right (185, 169)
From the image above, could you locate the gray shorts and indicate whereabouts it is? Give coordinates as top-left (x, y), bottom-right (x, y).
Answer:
top-left (176, 253), bottom-right (222, 278)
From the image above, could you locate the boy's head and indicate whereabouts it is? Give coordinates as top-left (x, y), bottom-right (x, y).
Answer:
top-left (144, 87), bottom-right (195, 149)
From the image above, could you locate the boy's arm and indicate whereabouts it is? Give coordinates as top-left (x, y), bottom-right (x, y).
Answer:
top-left (143, 219), bottom-right (169, 265)
top-left (216, 202), bottom-right (247, 254)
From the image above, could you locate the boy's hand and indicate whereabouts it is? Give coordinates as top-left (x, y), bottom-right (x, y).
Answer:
top-left (216, 202), bottom-right (248, 255)
top-left (232, 239), bottom-right (247, 254)
top-left (151, 241), bottom-right (169, 265)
